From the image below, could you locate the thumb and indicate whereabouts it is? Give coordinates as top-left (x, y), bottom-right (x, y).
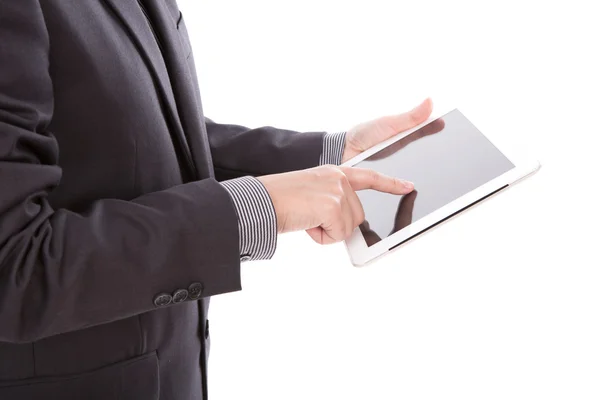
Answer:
top-left (382, 98), bottom-right (433, 134)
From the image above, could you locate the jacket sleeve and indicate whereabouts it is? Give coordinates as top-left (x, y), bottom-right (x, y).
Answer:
top-left (206, 119), bottom-right (326, 181)
top-left (0, 0), bottom-right (241, 344)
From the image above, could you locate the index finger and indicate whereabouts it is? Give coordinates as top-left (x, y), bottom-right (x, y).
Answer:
top-left (341, 167), bottom-right (414, 195)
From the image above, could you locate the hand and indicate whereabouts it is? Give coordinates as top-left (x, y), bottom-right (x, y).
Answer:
top-left (258, 166), bottom-right (414, 244)
top-left (342, 98), bottom-right (434, 163)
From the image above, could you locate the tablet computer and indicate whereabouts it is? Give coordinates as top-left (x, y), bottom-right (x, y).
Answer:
top-left (343, 106), bottom-right (540, 266)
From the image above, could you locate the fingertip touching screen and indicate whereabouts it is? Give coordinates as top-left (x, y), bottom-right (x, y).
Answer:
top-left (356, 109), bottom-right (514, 246)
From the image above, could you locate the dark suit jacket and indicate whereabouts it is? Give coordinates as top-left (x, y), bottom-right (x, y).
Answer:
top-left (0, 0), bottom-right (324, 398)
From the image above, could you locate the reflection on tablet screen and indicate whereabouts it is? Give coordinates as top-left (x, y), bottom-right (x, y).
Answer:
top-left (356, 109), bottom-right (514, 247)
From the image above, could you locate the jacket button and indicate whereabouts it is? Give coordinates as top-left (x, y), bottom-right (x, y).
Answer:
top-left (172, 289), bottom-right (188, 303)
top-left (188, 282), bottom-right (204, 300)
top-left (240, 254), bottom-right (251, 262)
top-left (154, 293), bottom-right (172, 307)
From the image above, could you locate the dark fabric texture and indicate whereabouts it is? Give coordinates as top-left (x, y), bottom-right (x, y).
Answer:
top-left (0, 0), bottom-right (324, 398)
top-left (207, 120), bottom-right (326, 181)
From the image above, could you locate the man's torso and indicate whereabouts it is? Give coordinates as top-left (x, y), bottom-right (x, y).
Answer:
top-left (0, 1), bottom-right (212, 399)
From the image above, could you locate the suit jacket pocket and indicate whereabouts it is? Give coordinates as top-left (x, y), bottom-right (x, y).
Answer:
top-left (0, 351), bottom-right (159, 400)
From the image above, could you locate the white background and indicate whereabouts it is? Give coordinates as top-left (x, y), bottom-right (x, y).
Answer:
top-left (178, 0), bottom-right (599, 398)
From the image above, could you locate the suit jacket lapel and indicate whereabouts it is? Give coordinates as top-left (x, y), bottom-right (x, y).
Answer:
top-left (101, 0), bottom-right (197, 181)
top-left (142, 0), bottom-right (214, 180)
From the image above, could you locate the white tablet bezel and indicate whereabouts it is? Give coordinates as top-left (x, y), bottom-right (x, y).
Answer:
top-left (343, 105), bottom-right (541, 266)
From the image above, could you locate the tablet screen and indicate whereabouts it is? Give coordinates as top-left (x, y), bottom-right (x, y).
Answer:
top-left (356, 109), bottom-right (514, 247)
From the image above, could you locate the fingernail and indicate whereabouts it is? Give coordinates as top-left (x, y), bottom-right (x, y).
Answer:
top-left (402, 180), bottom-right (414, 190)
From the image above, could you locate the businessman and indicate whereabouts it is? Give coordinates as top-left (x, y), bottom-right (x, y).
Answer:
top-left (0, 1), bottom-right (434, 399)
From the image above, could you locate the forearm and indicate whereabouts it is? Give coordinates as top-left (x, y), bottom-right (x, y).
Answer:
top-left (0, 178), bottom-right (242, 343)
top-left (206, 119), bottom-right (325, 181)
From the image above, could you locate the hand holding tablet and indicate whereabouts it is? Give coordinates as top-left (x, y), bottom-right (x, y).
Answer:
top-left (258, 100), bottom-right (439, 246)
top-left (260, 99), bottom-right (539, 266)
top-left (344, 106), bottom-right (540, 265)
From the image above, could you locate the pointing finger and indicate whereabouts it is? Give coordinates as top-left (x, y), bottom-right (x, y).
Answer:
top-left (341, 167), bottom-right (414, 195)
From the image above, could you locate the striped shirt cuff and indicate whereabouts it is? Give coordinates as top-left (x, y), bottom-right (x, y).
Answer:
top-left (319, 131), bottom-right (346, 166)
top-left (221, 176), bottom-right (277, 262)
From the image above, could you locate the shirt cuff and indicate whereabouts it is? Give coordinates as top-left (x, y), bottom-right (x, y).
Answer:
top-left (221, 176), bottom-right (277, 262)
top-left (319, 131), bottom-right (347, 166)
